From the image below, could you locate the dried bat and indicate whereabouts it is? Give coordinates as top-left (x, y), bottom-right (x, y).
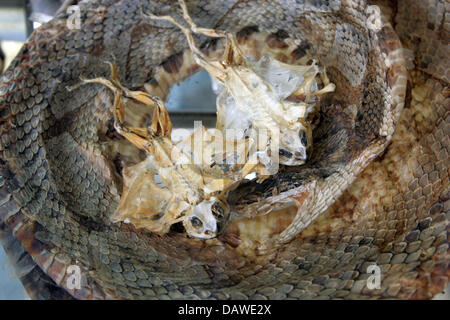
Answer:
top-left (145, 0), bottom-right (335, 168)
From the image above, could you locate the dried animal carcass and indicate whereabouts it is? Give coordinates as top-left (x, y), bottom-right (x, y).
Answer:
top-left (74, 64), bottom-right (264, 239)
top-left (72, 64), bottom-right (237, 238)
top-left (146, 0), bottom-right (335, 169)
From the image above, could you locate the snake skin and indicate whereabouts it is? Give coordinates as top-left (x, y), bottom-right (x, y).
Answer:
top-left (0, 0), bottom-right (448, 299)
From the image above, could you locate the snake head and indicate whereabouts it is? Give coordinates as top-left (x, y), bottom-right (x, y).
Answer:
top-left (278, 123), bottom-right (312, 166)
top-left (183, 197), bottom-right (230, 239)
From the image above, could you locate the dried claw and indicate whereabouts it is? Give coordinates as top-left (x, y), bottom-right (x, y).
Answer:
top-left (149, 96), bottom-right (172, 137)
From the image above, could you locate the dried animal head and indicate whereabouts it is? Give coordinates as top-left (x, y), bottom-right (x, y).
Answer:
top-left (278, 123), bottom-right (312, 165)
top-left (183, 197), bottom-right (230, 239)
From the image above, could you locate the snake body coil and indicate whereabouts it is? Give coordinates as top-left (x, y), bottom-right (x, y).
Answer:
top-left (0, 0), bottom-right (448, 299)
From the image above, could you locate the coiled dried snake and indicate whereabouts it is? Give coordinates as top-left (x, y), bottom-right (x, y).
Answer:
top-left (0, 0), bottom-right (448, 299)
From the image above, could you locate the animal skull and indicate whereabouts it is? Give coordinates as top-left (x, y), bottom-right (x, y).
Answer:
top-left (278, 122), bottom-right (313, 166)
top-left (183, 197), bottom-right (230, 239)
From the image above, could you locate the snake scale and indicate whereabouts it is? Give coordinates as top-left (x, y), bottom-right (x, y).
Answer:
top-left (0, 0), bottom-right (448, 299)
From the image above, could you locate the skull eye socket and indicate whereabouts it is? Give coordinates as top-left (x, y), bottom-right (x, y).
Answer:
top-left (190, 217), bottom-right (203, 228)
top-left (212, 203), bottom-right (224, 219)
top-left (300, 130), bottom-right (308, 146)
top-left (279, 149), bottom-right (293, 158)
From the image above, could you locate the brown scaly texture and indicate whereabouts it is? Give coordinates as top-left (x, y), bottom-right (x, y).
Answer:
top-left (0, 0), bottom-right (448, 299)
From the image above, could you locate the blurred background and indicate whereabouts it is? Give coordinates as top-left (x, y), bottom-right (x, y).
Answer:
top-left (0, 0), bottom-right (448, 301)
